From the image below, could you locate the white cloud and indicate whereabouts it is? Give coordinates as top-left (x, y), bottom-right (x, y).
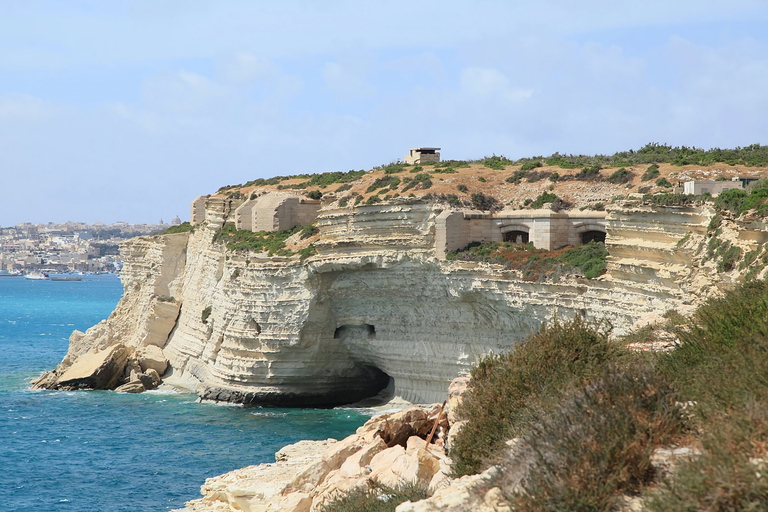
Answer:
top-left (321, 61), bottom-right (376, 99)
top-left (459, 67), bottom-right (533, 102)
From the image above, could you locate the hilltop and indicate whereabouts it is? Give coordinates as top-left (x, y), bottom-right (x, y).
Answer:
top-left (214, 144), bottom-right (768, 211)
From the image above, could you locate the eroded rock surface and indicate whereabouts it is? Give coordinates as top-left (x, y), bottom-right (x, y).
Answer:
top-left (33, 195), bottom-right (768, 405)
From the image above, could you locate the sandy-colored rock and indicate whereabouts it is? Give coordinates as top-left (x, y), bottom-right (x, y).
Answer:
top-left (51, 344), bottom-right (130, 390)
top-left (138, 345), bottom-right (169, 375)
top-left (115, 380), bottom-right (146, 393)
top-left (395, 467), bottom-right (509, 512)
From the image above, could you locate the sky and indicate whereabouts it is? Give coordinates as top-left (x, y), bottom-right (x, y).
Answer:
top-left (1, 1), bottom-right (768, 225)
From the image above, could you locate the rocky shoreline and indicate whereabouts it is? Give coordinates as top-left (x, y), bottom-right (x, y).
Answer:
top-left (169, 376), bottom-right (514, 512)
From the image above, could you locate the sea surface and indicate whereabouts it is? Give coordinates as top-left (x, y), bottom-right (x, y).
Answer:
top-left (0, 275), bottom-right (369, 512)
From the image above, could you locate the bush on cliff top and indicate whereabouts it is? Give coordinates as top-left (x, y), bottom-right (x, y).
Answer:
top-left (446, 241), bottom-right (608, 280)
top-left (159, 222), bottom-right (193, 235)
top-left (451, 316), bottom-right (626, 477)
top-left (644, 278), bottom-right (768, 511)
top-left (215, 222), bottom-right (300, 256)
top-left (317, 482), bottom-right (428, 512)
top-left (512, 364), bottom-right (685, 512)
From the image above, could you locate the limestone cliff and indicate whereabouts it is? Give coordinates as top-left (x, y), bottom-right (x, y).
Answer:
top-left (32, 194), bottom-right (768, 405)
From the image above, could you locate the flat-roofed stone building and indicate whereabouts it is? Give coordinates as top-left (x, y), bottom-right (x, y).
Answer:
top-left (404, 147), bottom-right (441, 165)
top-left (683, 180), bottom-right (743, 196)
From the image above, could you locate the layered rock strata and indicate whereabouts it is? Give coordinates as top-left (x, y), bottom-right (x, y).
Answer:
top-left (33, 194), bottom-right (765, 405)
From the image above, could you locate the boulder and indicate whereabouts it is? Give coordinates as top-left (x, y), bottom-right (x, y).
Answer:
top-left (53, 344), bottom-right (131, 390)
top-left (137, 345), bottom-right (168, 375)
top-left (115, 380), bottom-right (146, 394)
top-left (371, 407), bottom-right (433, 447)
top-left (139, 368), bottom-right (162, 389)
top-left (395, 467), bottom-right (511, 512)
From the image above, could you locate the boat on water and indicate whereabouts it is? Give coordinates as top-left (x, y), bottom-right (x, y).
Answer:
top-left (24, 272), bottom-right (48, 280)
top-left (0, 269), bottom-right (22, 277)
top-left (49, 272), bottom-right (84, 282)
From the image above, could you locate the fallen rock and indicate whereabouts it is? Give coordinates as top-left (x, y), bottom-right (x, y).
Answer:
top-left (395, 467), bottom-right (511, 512)
top-left (49, 344), bottom-right (131, 390)
top-left (139, 368), bottom-right (163, 389)
top-left (138, 345), bottom-right (169, 375)
top-left (370, 407), bottom-right (433, 447)
top-left (115, 380), bottom-right (146, 393)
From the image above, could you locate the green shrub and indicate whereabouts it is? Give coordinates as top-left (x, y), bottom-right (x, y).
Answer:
top-left (335, 183), bottom-right (353, 192)
top-left (470, 192), bottom-right (500, 211)
top-left (525, 171), bottom-right (552, 183)
top-left (480, 155), bottom-right (514, 170)
top-left (160, 222), bottom-right (194, 235)
top-left (648, 279), bottom-right (768, 511)
top-left (299, 225), bottom-right (319, 239)
top-left (434, 160), bottom-right (470, 169)
top-left (201, 306), bottom-right (212, 323)
top-left (318, 482), bottom-right (428, 512)
top-left (506, 170), bottom-right (529, 184)
top-left (548, 172), bottom-right (560, 182)
top-left (298, 244), bottom-right (317, 260)
top-left (557, 241), bottom-right (609, 278)
top-left (306, 190), bottom-right (323, 200)
top-left (215, 223), bottom-right (300, 256)
top-left (457, 184), bottom-right (468, 193)
top-left (382, 162), bottom-right (409, 174)
top-left (402, 173), bottom-right (432, 192)
top-left (529, 192), bottom-right (558, 209)
top-left (451, 316), bottom-right (625, 476)
top-left (575, 165), bottom-right (602, 181)
top-left (520, 160), bottom-right (543, 172)
top-left (642, 164), bottom-right (660, 181)
top-left (655, 177), bottom-right (673, 188)
top-left (513, 365), bottom-right (685, 512)
top-left (477, 176), bottom-right (486, 182)
top-left (607, 167), bottom-right (633, 184)
top-left (366, 176), bottom-right (400, 194)
top-left (409, 165), bottom-right (424, 174)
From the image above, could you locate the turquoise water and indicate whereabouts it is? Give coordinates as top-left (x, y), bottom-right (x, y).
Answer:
top-left (0, 276), bottom-right (368, 512)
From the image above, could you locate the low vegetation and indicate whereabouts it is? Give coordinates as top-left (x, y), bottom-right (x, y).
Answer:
top-left (449, 277), bottom-right (768, 511)
top-left (215, 223), bottom-right (302, 256)
top-left (446, 241), bottom-right (608, 280)
top-left (451, 316), bottom-right (627, 477)
top-left (159, 222), bottom-right (194, 235)
top-left (714, 179), bottom-right (768, 216)
top-left (317, 482), bottom-right (428, 512)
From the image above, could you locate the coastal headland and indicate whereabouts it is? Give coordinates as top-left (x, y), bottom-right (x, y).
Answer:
top-left (31, 147), bottom-right (768, 510)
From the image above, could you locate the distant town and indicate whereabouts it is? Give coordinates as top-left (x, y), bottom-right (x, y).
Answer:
top-left (0, 217), bottom-right (182, 273)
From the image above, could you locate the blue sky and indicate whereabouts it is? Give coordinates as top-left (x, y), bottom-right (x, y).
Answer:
top-left (1, 0), bottom-right (767, 225)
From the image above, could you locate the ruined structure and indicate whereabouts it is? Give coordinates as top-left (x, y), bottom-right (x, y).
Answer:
top-left (434, 209), bottom-right (606, 257)
top-left (404, 147), bottom-right (441, 165)
top-left (234, 193), bottom-right (321, 232)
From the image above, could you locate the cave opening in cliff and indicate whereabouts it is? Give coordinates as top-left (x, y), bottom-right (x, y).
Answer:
top-left (504, 230), bottom-right (529, 244)
top-left (581, 230), bottom-right (606, 244)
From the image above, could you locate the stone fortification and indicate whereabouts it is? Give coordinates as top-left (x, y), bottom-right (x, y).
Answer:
top-left (33, 191), bottom-right (759, 405)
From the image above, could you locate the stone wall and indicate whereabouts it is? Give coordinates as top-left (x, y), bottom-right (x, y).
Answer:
top-left (434, 209), bottom-right (607, 257)
top-left (190, 196), bottom-right (207, 226)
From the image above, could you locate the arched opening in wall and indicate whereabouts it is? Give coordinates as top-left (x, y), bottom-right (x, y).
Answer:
top-left (581, 230), bottom-right (606, 244)
top-left (504, 230), bottom-right (529, 244)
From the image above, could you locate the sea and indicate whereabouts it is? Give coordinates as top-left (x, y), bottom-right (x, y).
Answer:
top-left (0, 275), bottom-right (370, 512)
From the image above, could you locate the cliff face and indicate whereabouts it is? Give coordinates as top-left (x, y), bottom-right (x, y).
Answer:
top-left (34, 196), bottom-right (765, 405)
